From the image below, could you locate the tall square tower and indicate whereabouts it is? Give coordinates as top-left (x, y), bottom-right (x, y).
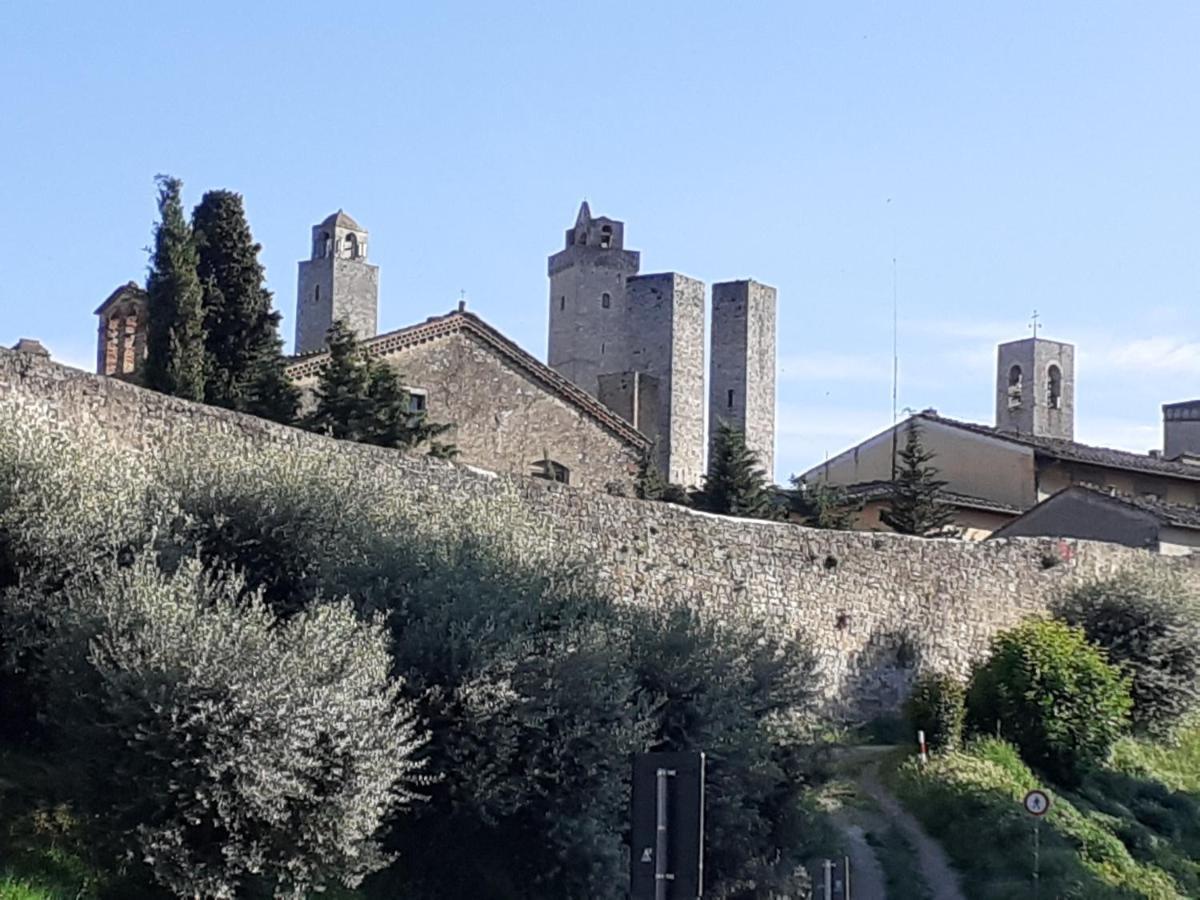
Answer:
top-left (995, 337), bottom-right (1075, 440)
top-left (295, 210), bottom-right (379, 354)
top-left (708, 280), bottom-right (777, 479)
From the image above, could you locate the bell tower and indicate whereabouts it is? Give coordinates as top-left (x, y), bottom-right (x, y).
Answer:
top-left (995, 330), bottom-right (1075, 440)
top-left (295, 210), bottom-right (379, 354)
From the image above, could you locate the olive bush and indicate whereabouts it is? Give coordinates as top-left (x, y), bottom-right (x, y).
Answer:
top-left (904, 672), bottom-right (966, 752)
top-left (1055, 573), bottom-right (1200, 737)
top-left (3, 552), bottom-right (425, 899)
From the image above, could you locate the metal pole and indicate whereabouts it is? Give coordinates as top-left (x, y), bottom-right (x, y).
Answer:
top-left (823, 859), bottom-right (833, 900)
top-left (845, 854), bottom-right (852, 900)
top-left (1033, 819), bottom-right (1040, 900)
top-left (655, 768), bottom-right (669, 900)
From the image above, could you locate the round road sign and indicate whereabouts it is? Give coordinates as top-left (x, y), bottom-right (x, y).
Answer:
top-left (1023, 789), bottom-right (1050, 817)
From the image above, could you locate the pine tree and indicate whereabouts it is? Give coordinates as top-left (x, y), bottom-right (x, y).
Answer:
top-left (635, 443), bottom-right (690, 505)
top-left (303, 320), bottom-right (455, 455)
top-left (880, 420), bottom-right (957, 537)
top-left (694, 423), bottom-right (782, 520)
top-left (144, 176), bottom-right (205, 400)
top-left (789, 476), bottom-right (859, 530)
top-left (192, 190), bottom-right (299, 424)
top-left (303, 320), bottom-right (373, 442)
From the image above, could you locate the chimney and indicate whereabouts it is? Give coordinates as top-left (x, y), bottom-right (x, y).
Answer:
top-left (1163, 400), bottom-right (1200, 460)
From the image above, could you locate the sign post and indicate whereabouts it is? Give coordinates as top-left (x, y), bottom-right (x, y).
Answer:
top-left (631, 752), bottom-right (705, 900)
top-left (1023, 789), bottom-right (1050, 900)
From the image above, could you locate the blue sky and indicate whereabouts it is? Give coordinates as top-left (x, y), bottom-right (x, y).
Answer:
top-left (3, 1), bottom-right (1198, 481)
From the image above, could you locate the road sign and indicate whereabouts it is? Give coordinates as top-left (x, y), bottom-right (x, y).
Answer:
top-left (1024, 789), bottom-right (1050, 817)
top-left (630, 752), bottom-right (705, 900)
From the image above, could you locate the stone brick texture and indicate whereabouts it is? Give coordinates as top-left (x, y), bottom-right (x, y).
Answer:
top-left (3, 349), bottom-right (1192, 721)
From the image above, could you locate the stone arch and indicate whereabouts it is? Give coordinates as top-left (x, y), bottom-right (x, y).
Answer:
top-left (1047, 364), bottom-right (1062, 409)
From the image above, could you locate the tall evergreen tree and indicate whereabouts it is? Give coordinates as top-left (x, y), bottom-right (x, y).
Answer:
top-left (303, 320), bottom-right (455, 455)
top-left (880, 420), bottom-right (957, 537)
top-left (788, 476), bottom-right (860, 530)
top-left (192, 190), bottom-right (299, 424)
top-left (634, 441), bottom-right (690, 505)
top-left (144, 176), bottom-right (205, 400)
top-left (693, 423), bottom-right (783, 520)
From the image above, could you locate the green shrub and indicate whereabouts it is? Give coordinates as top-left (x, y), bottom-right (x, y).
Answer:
top-left (903, 672), bottom-right (966, 751)
top-left (1055, 573), bottom-right (1200, 737)
top-left (4, 553), bottom-right (425, 900)
top-left (966, 619), bottom-right (1132, 783)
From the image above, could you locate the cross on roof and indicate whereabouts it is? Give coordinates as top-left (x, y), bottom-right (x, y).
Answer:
top-left (1029, 309), bottom-right (1041, 338)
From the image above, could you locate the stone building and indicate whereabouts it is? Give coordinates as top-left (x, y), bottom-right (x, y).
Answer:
top-left (547, 203), bottom-right (777, 486)
top-left (285, 306), bottom-right (648, 492)
top-left (801, 333), bottom-right (1200, 539)
top-left (95, 282), bottom-right (148, 378)
top-left (294, 211), bottom-right (379, 355)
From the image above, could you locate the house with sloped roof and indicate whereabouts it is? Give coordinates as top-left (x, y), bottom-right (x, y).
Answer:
top-left (991, 485), bottom-right (1200, 555)
top-left (800, 333), bottom-right (1200, 539)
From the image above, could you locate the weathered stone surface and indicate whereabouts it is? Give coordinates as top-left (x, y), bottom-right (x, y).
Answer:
top-left (2, 350), bottom-right (1192, 720)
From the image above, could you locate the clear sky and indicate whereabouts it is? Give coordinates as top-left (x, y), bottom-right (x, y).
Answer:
top-left (3, 2), bottom-right (1198, 481)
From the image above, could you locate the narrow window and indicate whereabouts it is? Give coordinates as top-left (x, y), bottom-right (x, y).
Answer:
top-left (601, 342), bottom-right (605, 355)
top-left (599, 225), bottom-right (613, 249)
top-left (727, 389), bottom-right (735, 409)
top-left (314, 284), bottom-right (321, 303)
top-left (559, 296), bottom-right (565, 311)
top-left (1047, 364), bottom-right (1062, 409)
top-left (408, 391), bottom-right (427, 413)
top-left (601, 292), bottom-right (611, 309)
top-left (1007, 364), bottom-right (1023, 408)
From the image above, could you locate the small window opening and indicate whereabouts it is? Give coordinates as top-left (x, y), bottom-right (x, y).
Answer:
top-left (314, 284), bottom-right (321, 303)
top-left (601, 342), bottom-right (605, 355)
top-left (343, 233), bottom-right (359, 259)
top-left (599, 225), bottom-right (613, 249)
top-left (408, 391), bottom-right (427, 414)
top-left (601, 292), bottom-right (611, 309)
top-left (1047, 364), bottom-right (1063, 409)
top-left (532, 458), bottom-right (570, 484)
top-left (727, 389), bottom-right (735, 409)
top-left (559, 296), bottom-right (565, 311)
top-left (1007, 364), bottom-right (1023, 408)
top-left (317, 231), bottom-right (332, 258)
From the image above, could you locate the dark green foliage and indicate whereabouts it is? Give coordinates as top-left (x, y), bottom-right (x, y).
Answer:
top-left (904, 672), bottom-right (966, 751)
top-left (304, 320), bottom-right (455, 454)
top-left (880, 420), bottom-right (956, 537)
top-left (3, 553), bottom-right (424, 900)
top-left (143, 176), bottom-right (205, 401)
top-left (788, 476), bottom-right (860, 529)
top-left (966, 619), bottom-right (1132, 783)
top-left (694, 423), bottom-right (783, 520)
top-left (191, 190), bottom-right (299, 424)
top-left (1055, 573), bottom-right (1200, 737)
top-left (635, 443), bottom-right (690, 505)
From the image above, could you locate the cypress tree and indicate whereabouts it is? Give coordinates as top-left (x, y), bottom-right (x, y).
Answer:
top-left (880, 420), bottom-right (957, 537)
top-left (144, 176), bottom-right (205, 400)
top-left (694, 423), bottom-right (782, 520)
top-left (192, 190), bottom-right (299, 424)
top-left (635, 442), bottom-right (690, 505)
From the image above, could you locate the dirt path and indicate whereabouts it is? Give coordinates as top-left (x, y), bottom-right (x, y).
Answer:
top-left (856, 763), bottom-right (966, 900)
top-left (828, 808), bottom-right (888, 900)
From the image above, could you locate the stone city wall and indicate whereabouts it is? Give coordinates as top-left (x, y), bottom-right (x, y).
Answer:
top-left (2, 349), bottom-right (1192, 719)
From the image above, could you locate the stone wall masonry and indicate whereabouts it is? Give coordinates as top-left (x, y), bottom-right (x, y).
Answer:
top-left (1, 349), bottom-right (1194, 720)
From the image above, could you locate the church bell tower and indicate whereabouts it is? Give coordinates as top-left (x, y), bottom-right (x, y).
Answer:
top-left (294, 210), bottom-right (379, 354)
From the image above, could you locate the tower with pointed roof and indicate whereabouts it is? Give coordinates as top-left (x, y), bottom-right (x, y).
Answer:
top-left (294, 210), bottom-right (379, 354)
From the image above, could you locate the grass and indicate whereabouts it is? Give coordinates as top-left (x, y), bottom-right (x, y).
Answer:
top-left (887, 731), bottom-right (1200, 899)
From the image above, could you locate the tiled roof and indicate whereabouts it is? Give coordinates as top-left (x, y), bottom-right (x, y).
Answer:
top-left (1072, 486), bottom-right (1200, 530)
top-left (320, 210), bottom-right (362, 231)
top-left (94, 282), bottom-right (147, 316)
top-left (920, 413), bottom-right (1200, 482)
top-left (830, 479), bottom-right (1022, 516)
top-left (284, 310), bottom-right (650, 450)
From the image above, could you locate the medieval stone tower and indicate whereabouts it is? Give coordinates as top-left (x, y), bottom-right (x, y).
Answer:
top-left (995, 335), bottom-right (1075, 440)
top-left (548, 203), bottom-right (776, 487)
top-left (708, 280), bottom-right (777, 477)
top-left (294, 211), bottom-right (379, 354)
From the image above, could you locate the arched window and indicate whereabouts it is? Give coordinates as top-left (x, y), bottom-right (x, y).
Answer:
top-left (1007, 364), bottom-right (1023, 408)
top-left (316, 231), bottom-right (332, 258)
top-left (343, 233), bottom-right (359, 259)
top-left (1047, 364), bottom-right (1063, 409)
top-left (599, 225), bottom-right (613, 249)
top-left (601, 292), bottom-right (611, 309)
